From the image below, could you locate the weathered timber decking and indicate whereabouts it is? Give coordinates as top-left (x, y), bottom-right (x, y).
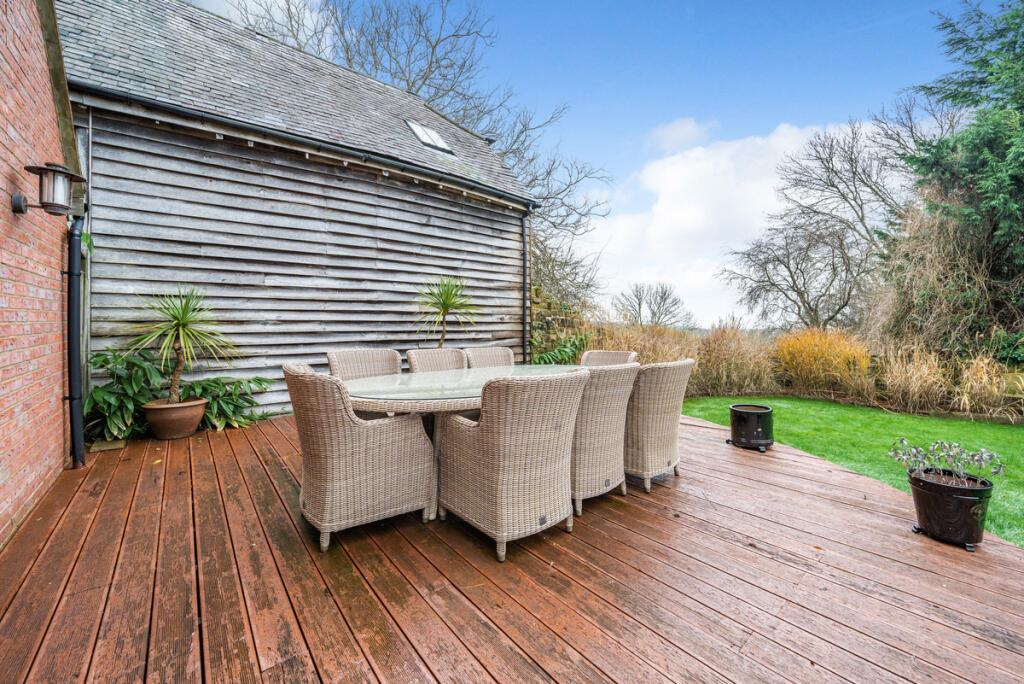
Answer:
top-left (1, 415), bottom-right (1023, 682)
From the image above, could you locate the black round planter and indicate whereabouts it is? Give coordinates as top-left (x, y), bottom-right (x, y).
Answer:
top-left (909, 468), bottom-right (992, 551)
top-left (727, 404), bottom-right (774, 452)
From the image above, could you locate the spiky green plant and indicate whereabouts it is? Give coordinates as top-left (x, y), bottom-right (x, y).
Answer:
top-left (125, 288), bottom-right (237, 403)
top-left (415, 276), bottom-right (477, 348)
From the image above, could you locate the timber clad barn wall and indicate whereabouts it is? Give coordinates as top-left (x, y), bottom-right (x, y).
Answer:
top-left (0, 0), bottom-right (70, 548)
top-left (79, 109), bottom-right (527, 412)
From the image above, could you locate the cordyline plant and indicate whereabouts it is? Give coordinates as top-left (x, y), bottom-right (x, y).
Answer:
top-left (889, 438), bottom-right (1006, 487)
top-left (416, 276), bottom-right (477, 348)
top-left (125, 288), bottom-right (237, 404)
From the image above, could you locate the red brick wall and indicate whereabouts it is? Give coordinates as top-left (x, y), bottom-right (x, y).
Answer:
top-left (0, 0), bottom-right (70, 549)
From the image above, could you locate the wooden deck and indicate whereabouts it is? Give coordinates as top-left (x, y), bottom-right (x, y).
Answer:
top-left (1, 415), bottom-right (1023, 682)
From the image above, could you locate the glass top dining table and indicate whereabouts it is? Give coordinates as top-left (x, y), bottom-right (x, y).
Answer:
top-left (344, 364), bottom-right (582, 414)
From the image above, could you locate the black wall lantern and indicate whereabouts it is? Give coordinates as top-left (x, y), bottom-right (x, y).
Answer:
top-left (12, 163), bottom-right (86, 216)
top-left (10, 161), bottom-right (89, 467)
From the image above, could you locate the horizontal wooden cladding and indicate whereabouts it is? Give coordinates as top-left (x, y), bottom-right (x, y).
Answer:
top-left (81, 111), bottom-right (527, 410)
top-left (87, 117), bottom-right (522, 238)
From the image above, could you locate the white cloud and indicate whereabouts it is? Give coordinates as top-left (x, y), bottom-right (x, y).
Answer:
top-left (646, 117), bottom-right (716, 153)
top-left (584, 122), bottom-right (821, 327)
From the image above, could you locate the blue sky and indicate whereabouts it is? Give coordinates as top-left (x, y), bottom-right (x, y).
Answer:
top-left (194, 0), bottom-right (967, 324)
top-left (478, 0), bottom-right (958, 181)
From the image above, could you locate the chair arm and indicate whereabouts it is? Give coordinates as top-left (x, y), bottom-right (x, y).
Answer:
top-left (439, 412), bottom-right (482, 464)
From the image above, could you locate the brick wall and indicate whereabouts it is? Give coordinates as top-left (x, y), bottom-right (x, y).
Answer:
top-left (0, 0), bottom-right (70, 549)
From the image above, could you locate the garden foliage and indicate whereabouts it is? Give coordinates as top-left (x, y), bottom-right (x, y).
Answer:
top-left (84, 350), bottom-right (272, 441)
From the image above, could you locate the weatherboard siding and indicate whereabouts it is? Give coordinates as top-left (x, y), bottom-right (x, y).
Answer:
top-left (77, 111), bottom-right (527, 412)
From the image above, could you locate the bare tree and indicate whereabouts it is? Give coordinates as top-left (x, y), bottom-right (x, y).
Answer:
top-left (871, 94), bottom-right (966, 163)
top-left (613, 282), bottom-right (694, 328)
top-left (723, 95), bottom-right (965, 329)
top-left (775, 120), bottom-right (906, 255)
top-left (722, 221), bottom-right (875, 328)
top-left (612, 283), bottom-right (647, 325)
top-left (647, 282), bottom-right (693, 328)
top-left (231, 0), bottom-right (333, 57)
top-left (229, 0), bottom-right (607, 309)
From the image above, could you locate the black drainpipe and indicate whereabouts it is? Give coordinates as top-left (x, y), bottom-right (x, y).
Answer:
top-left (520, 211), bottom-right (530, 362)
top-left (67, 214), bottom-right (86, 467)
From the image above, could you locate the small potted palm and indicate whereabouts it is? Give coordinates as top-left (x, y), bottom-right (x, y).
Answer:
top-left (889, 438), bottom-right (1005, 551)
top-left (415, 276), bottom-right (477, 347)
top-left (126, 288), bottom-right (236, 439)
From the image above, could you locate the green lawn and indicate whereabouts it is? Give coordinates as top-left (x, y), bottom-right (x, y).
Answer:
top-left (682, 396), bottom-right (1024, 548)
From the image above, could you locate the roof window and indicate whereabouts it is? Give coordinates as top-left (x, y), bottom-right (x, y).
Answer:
top-left (406, 120), bottom-right (452, 153)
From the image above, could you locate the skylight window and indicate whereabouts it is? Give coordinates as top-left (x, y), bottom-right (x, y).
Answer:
top-left (406, 120), bottom-right (452, 153)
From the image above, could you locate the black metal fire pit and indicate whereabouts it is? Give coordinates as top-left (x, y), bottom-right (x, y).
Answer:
top-left (727, 404), bottom-right (773, 452)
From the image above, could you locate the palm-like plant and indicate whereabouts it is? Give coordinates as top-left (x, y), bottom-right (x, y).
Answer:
top-left (125, 288), bottom-right (237, 403)
top-left (416, 276), bottom-right (477, 347)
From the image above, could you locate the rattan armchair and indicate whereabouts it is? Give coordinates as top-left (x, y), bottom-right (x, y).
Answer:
top-left (326, 348), bottom-right (401, 380)
top-left (407, 348), bottom-right (468, 372)
top-left (283, 362), bottom-right (435, 552)
top-left (438, 370), bottom-right (590, 561)
top-left (571, 362), bottom-right (640, 514)
top-left (624, 359), bottom-right (696, 493)
top-left (580, 350), bottom-right (638, 366)
top-left (464, 346), bottom-right (514, 368)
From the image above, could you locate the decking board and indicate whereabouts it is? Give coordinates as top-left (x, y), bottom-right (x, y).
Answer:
top-left (0, 416), bottom-right (1022, 682)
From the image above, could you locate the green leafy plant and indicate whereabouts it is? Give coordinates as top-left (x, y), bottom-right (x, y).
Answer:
top-left (889, 438), bottom-right (1005, 487)
top-left (532, 332), bottom-right (591, 364)
top-left (180, 376), bottom-right (275, 430)
top-left (84, 350), bottom-right (164, 441)
top-left (81, 230), bottom-right (94, 255)
top-left (992, 329), bottom-right (1024, 368)
top-left (415, 276), bottom-right (477, 348)
top-left (125, 288), bottom-right (237, 403)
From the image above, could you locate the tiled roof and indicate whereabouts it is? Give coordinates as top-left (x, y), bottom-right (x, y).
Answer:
top-left (54, 0), bottom-right (528, 202)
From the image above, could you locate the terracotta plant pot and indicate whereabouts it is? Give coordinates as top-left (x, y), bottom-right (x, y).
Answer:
top-left (143, 397), bottom-right (208, 439)
top-left (909, 468), bottom-right (993, 551)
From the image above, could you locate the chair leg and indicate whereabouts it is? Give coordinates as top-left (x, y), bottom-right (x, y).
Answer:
top-left (573, 497), bottom-right (582, 517)
top-left (421, 507), bottom-right (431, 523)
top-left (619, 480), bottom-right (627, 496)
top-left (565, 515), bottom-right (573, 533)
top-left (319, 531), bottom-right (330, 553)
top-left (438, 506), bottom-right (446, 521)
top-left (673, 464), bottom-right (680, 476)
top-left (496, 541), bottom-right (506, 562)
top-left (643, 477), bottom-right (651, 493)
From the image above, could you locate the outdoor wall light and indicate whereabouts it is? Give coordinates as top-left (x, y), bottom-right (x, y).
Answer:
top-left (12, 163), bottom-right (86, 216)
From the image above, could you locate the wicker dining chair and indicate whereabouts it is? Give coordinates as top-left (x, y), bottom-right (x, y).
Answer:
top-left (438, 369), bottom-right (590, 561)
top-left (571, 362), bottom-right (641, 515)
top-left (580, 350), bottom-right (638, 366)
top-left (624, 358), bottom-right (696, 493)
top-left (464, 346), bottom-right (515, 368)
top-left (326, 348), bottom-right (402, 419)
top-left (407, 348), bottom-right (468, 373)
top-left (326, 348), bottom-right (401, 380)
top-left (283, 362), bottom-right (435, 552)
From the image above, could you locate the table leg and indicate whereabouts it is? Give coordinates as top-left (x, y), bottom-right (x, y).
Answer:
top-left (429, 414), bottom-right (443, 521)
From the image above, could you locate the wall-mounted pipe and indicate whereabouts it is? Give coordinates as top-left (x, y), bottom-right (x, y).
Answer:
top-left (67, 214), bottom-right (85, 467)
top-left (521, 212), bottom-right (530, 361)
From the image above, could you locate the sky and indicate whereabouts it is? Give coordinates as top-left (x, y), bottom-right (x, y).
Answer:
top-left (193, 0), bottom-right (966, 325)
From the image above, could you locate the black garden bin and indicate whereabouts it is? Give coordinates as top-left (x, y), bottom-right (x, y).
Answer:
top-left (727, 404), bottom-right (774, 452)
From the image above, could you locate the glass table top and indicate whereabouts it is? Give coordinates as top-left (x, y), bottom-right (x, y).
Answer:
top-left (344, 364), bottom-right (583, 401)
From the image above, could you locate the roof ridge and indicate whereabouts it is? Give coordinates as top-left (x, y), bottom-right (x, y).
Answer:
top-left (174, 0), bottom-right (487, 142)
top-left (55, 0), bottom-right (527, 200)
